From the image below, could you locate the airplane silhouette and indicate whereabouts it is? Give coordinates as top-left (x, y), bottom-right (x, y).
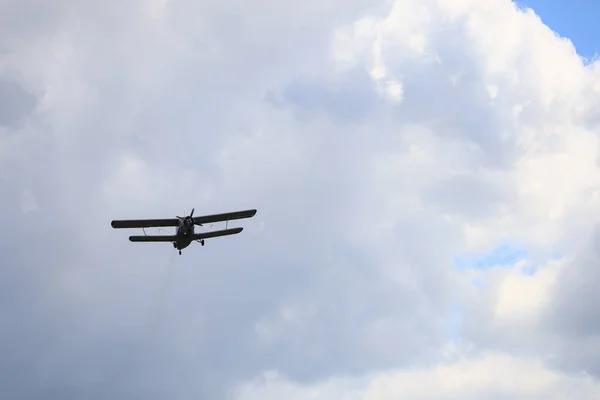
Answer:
top-left (111, 208), bottom-right (257, 254)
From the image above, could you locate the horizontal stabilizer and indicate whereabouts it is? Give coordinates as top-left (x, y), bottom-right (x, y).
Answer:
top-left (129, 235), bottom-right (177, 242)
top-left (193, 227), bottom-right (243, 240)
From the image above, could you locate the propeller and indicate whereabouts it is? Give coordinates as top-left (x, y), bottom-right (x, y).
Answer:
top-left (176, 208), bottom-right (202, 225)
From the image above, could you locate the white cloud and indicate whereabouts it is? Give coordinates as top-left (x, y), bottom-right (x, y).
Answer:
top-left (235, 350), bottom-right (600, 400)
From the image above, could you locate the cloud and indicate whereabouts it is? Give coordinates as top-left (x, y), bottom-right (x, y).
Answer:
top-left (235, 350), bottom-right (600, 400)
top-left (2, 0), bottom-right (600, 398)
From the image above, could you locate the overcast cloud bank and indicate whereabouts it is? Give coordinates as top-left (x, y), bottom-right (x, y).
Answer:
top-left (2, 0), bottom-right (600, 398)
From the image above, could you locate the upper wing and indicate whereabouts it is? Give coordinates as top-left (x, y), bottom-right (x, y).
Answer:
top-left (193, 227), bottom-right (243, 240)
top-left (111, 208), bottom-right (256, 228)
top-left (193, 209), bottom-right (257, 225)
top-left (111, 218), bottom-right (179, 228)
top-left (129, 235), bottom-right (177, 242)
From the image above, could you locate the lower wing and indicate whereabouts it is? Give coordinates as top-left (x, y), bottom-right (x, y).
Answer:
top-left (193, 227), bottom-right (243, 239)
top-left (129, 235), bottom-right (176, 242)
top-left (127, 228), bottom-right (243, 242)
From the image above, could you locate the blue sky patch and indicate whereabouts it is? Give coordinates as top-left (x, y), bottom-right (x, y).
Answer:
top-left (516, 0), bottom-right (600, 60)
top-left (454, 241), bottom-right (528, 270)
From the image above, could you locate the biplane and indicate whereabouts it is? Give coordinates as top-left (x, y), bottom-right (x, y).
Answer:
top-left (111, 208), bottom-right (257, 254)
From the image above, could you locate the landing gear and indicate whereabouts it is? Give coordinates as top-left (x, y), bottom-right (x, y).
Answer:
top-left (200, 239), bottom-right (205, 246)
top-left (179, 250), bottom-right (182, 255)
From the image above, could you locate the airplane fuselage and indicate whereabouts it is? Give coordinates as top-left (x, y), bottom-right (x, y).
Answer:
top-left (174, 217), bottom-right (195, 250)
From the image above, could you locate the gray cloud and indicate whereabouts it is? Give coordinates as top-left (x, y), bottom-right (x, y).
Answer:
top-left (0, 1), bottom-right (464, 398)
top-left (534, 228), bottom-right (600, 377)
top-left (0, 78), bottom-right (37, 128)
top-left (274, 69), bottom-right (383, 123)
top-left (422, 172), bottom-right (516, 219)
top-left (4, 0), bottom-right (600, 399)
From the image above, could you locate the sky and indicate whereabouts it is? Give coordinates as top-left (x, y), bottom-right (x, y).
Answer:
top-left (517, 0), bottom-right (600, 60)
top-left (2, 0), bottom-right (600, 399)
